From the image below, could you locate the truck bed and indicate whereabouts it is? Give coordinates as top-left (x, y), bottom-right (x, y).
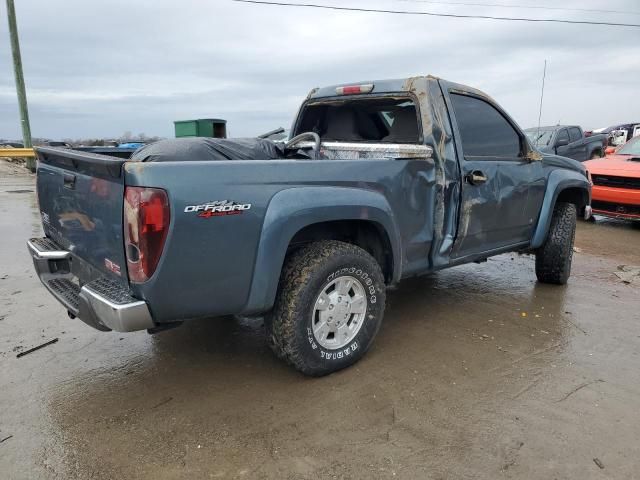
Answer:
top-left (33, 142), bottom-right (445, 327)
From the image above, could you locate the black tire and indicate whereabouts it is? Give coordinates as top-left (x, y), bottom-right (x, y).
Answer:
top-left (266, 240), bottom-right (386, 376)
top-left (590, 150), bottom-right (602, 159)
top-left (535, 202), bottom-right (577, 285)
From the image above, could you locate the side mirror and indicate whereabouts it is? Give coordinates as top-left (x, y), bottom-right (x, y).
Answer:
top-left (605, 146), bottom-right (616, 155)
top-left (555, 137), bottom-right (569, 147)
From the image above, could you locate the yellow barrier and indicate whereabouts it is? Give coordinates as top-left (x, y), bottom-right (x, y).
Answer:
top-left (0, 147), bottom-right (35, 157)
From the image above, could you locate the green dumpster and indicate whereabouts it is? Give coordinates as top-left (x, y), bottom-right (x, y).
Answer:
top-left (174, 118), bottom-right (227, 138)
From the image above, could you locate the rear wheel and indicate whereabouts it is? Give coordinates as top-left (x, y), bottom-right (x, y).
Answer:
top-left (266, 240), bottom-right (386, 376)
top-left (535, 202), bottom-right (577, 285)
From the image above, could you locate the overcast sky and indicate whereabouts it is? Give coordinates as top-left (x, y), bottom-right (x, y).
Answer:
top-left (1, 0), bottom-right (639, 140)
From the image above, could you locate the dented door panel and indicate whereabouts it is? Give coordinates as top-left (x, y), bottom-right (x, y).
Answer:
top-left (439, 80), bottom-right (544, 258)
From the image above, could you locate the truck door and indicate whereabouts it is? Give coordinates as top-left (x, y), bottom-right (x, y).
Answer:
top-left (443, 90), bottom-right (544, 259)
top-left (611, 129), bottom-right (627, 146)
top-left (568, 127), bottom-right (586, 160)
top-left (554, 128), bottom-right (571, 157)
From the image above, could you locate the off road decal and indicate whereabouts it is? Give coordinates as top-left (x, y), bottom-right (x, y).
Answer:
top-left (184, 200), bottom-right (251, 218)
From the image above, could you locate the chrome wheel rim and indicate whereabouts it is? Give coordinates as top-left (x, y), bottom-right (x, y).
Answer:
top-left (312, 275), bottom-right (367, 350)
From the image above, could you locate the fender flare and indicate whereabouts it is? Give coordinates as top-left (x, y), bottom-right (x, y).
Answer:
top-left (241, 186), bottom-right (401, 314)
top-left (585, 142), bottom-right (602, 158)
top-left (530, 170), bottom-right (590, 249)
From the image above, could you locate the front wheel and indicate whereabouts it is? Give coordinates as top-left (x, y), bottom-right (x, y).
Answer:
top-left (266, 240), bottom-right (386, 376)
top-left (535, 202), bottom-right (577, 285)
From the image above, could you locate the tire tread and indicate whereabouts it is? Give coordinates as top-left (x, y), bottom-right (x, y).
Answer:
top-left (266, 240), bottom-right (384, 376)
top-left (535, 202), bottom-right (577, 285)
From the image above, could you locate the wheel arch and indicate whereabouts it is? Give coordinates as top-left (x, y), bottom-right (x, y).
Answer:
top-left (530, 170), bottom-right (590, 249)
top-left (288, 219), bottom-right (394, 282)
top-left (588, 144), bottom-right (603, 158)
top-left (241, 187), bottom-right (401, 315)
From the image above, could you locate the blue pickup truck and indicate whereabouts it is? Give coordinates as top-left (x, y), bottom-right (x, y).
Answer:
top-left (28, 76), bottom-right (591, 376)
top-left (525, 125), bottom-right (607, 161)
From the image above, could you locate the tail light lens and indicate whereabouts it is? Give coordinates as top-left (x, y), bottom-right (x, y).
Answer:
top-left (124, 187), bottom-right (170, 283)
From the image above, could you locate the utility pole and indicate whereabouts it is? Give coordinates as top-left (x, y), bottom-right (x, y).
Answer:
top-left (5, 0), bottom-right (34, 171)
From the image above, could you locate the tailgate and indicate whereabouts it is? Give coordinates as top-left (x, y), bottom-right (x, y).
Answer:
top-left (35, 147), bottom-right (128, 283)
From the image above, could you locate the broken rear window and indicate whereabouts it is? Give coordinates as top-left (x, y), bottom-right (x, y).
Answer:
top-left (295, 97), bottom-right (420, 144)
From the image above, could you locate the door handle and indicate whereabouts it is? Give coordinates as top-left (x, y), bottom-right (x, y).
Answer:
top-left (466, 170), bottom-right (487, 185)
top-left (63, 173), bottom-right (76, 189)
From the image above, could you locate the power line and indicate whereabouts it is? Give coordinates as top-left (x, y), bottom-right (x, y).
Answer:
top-left (394, 0), bottom-right (640, 17)
top-left (231, 0), bottom-right (640, 28)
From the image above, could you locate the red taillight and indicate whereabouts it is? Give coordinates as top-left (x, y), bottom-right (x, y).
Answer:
top-left (335, 84), bottom-right (374, 95)
top-left (124, 187), bottom-right (170, 283)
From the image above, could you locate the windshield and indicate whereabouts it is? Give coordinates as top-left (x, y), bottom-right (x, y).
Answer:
top-left (525, 129), bottom-right (555, 147)
top-left (616, 136), bottom-right (640, 155)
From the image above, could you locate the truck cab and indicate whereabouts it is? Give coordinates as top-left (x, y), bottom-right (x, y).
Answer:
top-left (291, 78), bottom-right (588, 260)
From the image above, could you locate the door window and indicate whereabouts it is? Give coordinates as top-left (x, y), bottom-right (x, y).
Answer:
top-left (557, 129), bottom-right (569, 144)
top-left (568, 127), bottom-right (582, 143)
top-left (450, 93), bottom-right (521, 158)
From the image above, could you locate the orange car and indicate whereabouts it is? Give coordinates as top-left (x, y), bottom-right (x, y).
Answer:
top-left (584, 136), bottom-right (640, 220)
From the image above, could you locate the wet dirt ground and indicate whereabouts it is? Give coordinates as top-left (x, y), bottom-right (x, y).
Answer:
top-left (1, 162), bottom-right (639, 479)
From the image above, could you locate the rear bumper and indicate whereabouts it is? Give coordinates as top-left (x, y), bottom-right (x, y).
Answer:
top-left (27, 237), bottom-right (154, 332)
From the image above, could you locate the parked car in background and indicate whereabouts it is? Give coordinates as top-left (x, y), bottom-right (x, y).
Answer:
top-left (594, 123), bottom-right (640, 147)
top-left (47, 141), bottom-right (72, 148)
top-left (585, 136), bottom-right (640, 220)
top-left (610, 124), bottom-right (640, 147)
top-left (0, 140), bottom-right (24, 148)
top-left (118, 142), bottom-right (146, 149)
top-left (525, 125), bottom-right (607, 161)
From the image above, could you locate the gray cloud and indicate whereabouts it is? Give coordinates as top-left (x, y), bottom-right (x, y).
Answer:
top-left (1, 0), bottom-right (639, 140)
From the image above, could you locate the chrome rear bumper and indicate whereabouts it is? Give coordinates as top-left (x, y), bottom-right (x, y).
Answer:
top-left (27, 238), bottom-right (154, 332)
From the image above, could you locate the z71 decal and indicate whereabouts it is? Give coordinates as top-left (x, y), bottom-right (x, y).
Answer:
top-left (104, 258), bottom-right (122, 276)
top-left (184, 200), bottom-right (252, 218)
